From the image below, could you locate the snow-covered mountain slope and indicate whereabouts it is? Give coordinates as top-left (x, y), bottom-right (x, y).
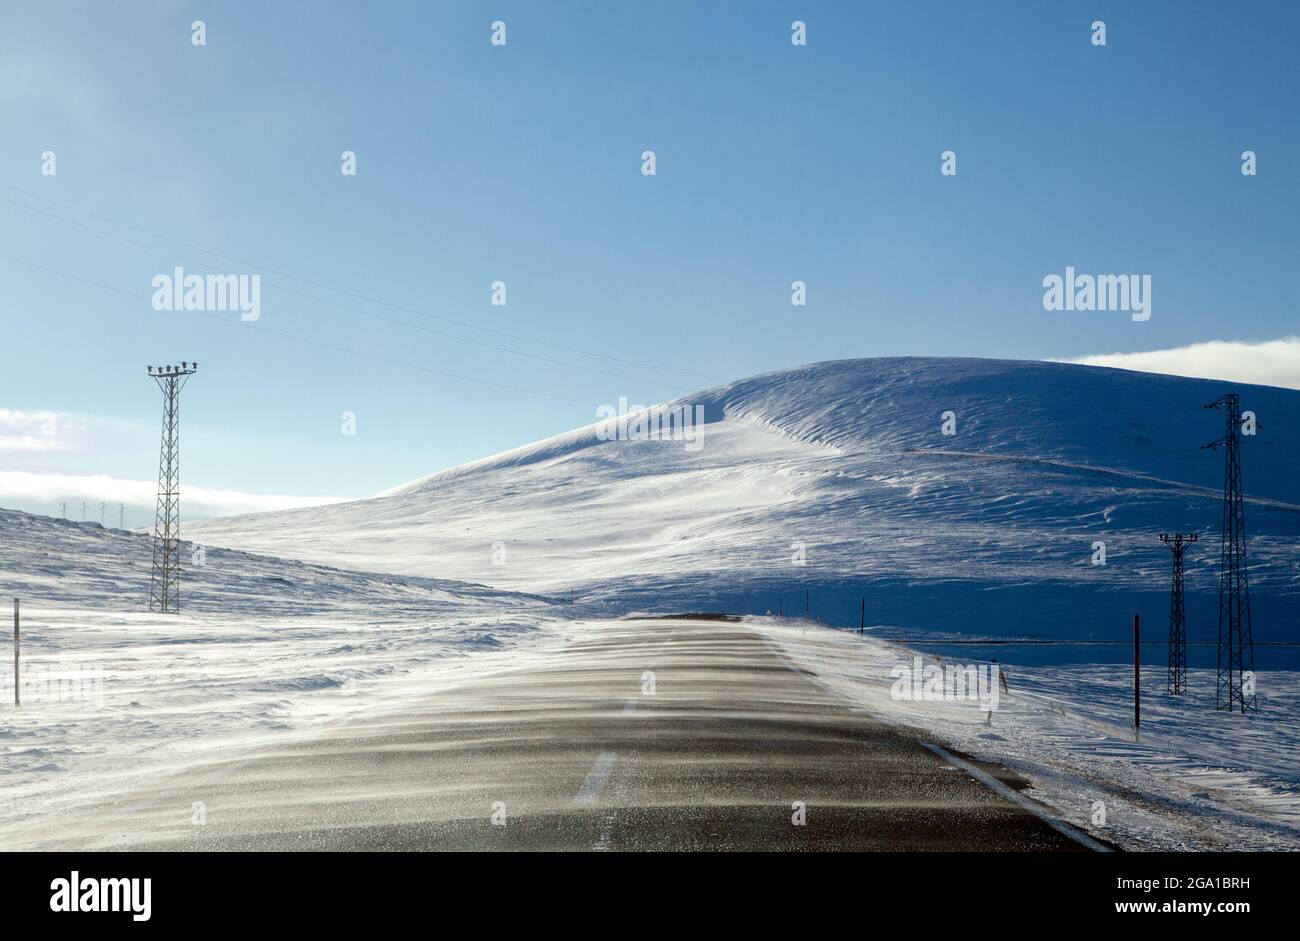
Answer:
top-left (187, 357), bottom-right (1300, 642)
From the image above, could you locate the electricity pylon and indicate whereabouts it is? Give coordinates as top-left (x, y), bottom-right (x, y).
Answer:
top-left (1158, 533), bottom-right (1197, 695)
top-left (146, 362), bottom-right (197, 613)
top-left (1202, 393), bottom-right (1257, 712)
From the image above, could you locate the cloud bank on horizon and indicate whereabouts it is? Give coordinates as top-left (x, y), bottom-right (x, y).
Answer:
top-left (1, 406), bottom-right (352, 521)
top-left (0, 469), bottom-right (350, 523)
top-left (1056, 337), bottom-right (1300, 391)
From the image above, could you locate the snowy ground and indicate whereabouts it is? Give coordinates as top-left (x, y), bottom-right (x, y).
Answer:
top-left (0, 509), bottom-right (580, 848)
top-left (4, 599), bottom-right (1293, 851)
top-left (753, 617), bottom-right (1300, 850)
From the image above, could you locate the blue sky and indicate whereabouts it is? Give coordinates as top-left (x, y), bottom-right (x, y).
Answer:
top-left (1, 1), bottom-right (1296, 519)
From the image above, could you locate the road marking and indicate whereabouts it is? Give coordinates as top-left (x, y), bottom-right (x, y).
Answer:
top-left (574, 751), bottom-right (618, 806)
top-left (920, 741), bottom-right (1112, 852)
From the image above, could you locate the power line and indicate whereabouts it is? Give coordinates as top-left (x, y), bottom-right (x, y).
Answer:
top-left (0, 251), bottom-right (603, 407)
top-left (0, 183), bottom-right (721, 383)
top-left (0, 192), bottom-right (696, 393)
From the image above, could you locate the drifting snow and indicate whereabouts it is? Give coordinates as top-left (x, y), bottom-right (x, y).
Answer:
top-left (0, 508), bottom-right (578, 847)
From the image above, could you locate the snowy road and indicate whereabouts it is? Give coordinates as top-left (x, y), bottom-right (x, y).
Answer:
top-left (11, 618), bottom-right (1102, 851)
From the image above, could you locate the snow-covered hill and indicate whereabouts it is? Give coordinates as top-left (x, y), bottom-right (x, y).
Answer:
top-left (188, 357), bottom-right (1300, 643)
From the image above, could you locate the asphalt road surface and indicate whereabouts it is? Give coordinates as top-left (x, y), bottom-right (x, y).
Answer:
top-left (25, 617), bottom-right (1104, 851)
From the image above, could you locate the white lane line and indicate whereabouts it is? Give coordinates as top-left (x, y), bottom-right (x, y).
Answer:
top-left (574, 751), bottom-right (619, 806)
top-left (920, 741), bottom-right (1112, 853)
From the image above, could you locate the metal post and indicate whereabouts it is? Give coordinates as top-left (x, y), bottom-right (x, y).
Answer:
top-left (13, 598), bottom-right (18, 707)
top-left (1133, 613), bottom-right (1140, 735)
top-left (805, 589), bottom-right (809, 616)
top-left (859, 596), bottom-right (865, 635)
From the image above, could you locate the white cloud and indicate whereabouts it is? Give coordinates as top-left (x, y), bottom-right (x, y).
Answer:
top-left (1055, 337), bottom-right (1300, 391)
top-left (0, 470), bottom-right (351, 521)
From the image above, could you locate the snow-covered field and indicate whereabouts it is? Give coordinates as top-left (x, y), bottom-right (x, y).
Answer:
top-left (2, 357), bottom-right (1296, 850)
top-left (754, 618), bottom-right (1300, 851)
top-left (0, 508), bottom-right (580, 847)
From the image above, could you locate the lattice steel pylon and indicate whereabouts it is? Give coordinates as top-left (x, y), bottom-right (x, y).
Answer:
top-left (146, 363), bottom-right (197, 613)
top-left (1158, 533), bottom-right (1197, 695)
top-left (1202, 393), bottom-right (1257, 712)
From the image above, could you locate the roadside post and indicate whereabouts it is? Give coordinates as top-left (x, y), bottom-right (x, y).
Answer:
top-left (13, 598), bottom-right (19, 707)
top-left (1133, 613), bottom-right (1140, 738)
